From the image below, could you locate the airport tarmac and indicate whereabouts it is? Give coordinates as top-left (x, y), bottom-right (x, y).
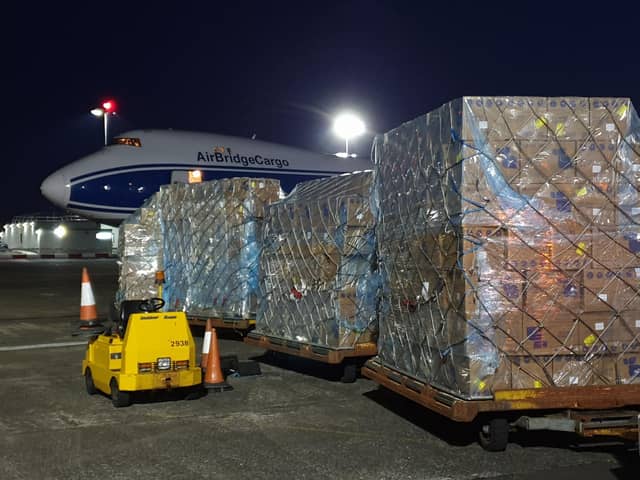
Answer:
top-left (0, 259), bottom-right (637, 480)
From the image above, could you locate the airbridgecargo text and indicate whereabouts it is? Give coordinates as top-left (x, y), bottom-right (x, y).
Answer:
top-left (197, 148), bottom-right (290, 168)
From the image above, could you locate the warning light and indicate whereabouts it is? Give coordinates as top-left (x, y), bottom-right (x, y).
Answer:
top-left (188, 170), bottom-right (202, 184)
top-left (102, 100), bottom-right (116, 113)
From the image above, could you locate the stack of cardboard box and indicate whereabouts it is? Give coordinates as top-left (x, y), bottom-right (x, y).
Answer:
top-left (116, 178), bottom-right (281, 319)
top-left (374, 96), bottom-right (640, 399)
top-left (116, 196), bottom-right (165, 303)
top-left (256, 171), bottom-right (379, 349)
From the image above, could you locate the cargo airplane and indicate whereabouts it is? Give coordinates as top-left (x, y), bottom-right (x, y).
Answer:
top-left (41, 129), bottom-right (371, 225)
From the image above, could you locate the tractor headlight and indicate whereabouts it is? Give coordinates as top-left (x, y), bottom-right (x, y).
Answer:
top-left (156, 357), bottom-right (171, 371)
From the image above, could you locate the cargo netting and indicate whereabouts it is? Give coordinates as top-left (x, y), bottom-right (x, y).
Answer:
top-left (373, 96), bottom-right (640, 399)
top-left (256, 171), bottom-right (380, 349)
top-left (116, 178), bottom-right (281, 319)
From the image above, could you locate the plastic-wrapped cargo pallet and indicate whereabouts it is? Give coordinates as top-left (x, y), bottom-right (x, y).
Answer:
top-left (373, 96), bottom-right (640, 400)
top-left (256, 171), bottom-right (380, 349)
top-left (116, 178), bottom-right (281, 320)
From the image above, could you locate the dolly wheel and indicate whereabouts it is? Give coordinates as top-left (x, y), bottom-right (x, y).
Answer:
top-left (478, 418), bottom-right (509, 452)
top-left (340, 361), bottom-right (358, 383)
top-left (85, 368), bottom-right (97, 395)
top-left (110, 379), bottom-right (131, 408)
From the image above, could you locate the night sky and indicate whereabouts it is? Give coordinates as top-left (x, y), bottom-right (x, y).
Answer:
top-left (5, 1), bottom-right (640, 225)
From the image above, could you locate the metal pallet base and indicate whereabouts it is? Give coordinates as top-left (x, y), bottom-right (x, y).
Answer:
top-left (244, 332), bottom-right (377, 364)
top-left (362, 359), bottom-right (640, 423)
top-left (189, 317), bottom-right (255, 330)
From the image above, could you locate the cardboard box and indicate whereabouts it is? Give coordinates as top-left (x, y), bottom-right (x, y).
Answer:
top-left (341, 197), bottom-right (375, 227)
top-left (493, 311), bottom-right (524, 354)
top-left (617, 204), bottom-right (640, 227)
top-left (523, 182), bottom-right (575, 216)
top-left (461, 142), bottom-right (521, 190)
top-left (461, 225), bottom-right (507, 273)
top-left (337, 288), bottom-right (357, 320)
top-left (625, 148), bottom-right (640, 186)
top-left (462, 97), bottom-right (516, 141)
top-left (493, 141), bottom-right (524, 185)
top-left (466, 353), bottom-right (514, 396)
top-left (523, 269), bottom-right (583, 316)
top-left (465, 271), bottom-right (524, 320)
top-left (462, 97), bottom-right (548, 141)
top-left (583, 268), bottom-right (640, 312)
top-left (590, 97), bottom-right (632, 139)
top-left (436, 349), bottom-right (514, 397)
top-left (504, 97), bottom-right (549, 140)
top-left (575, 139), bottom-right (619, 183)
top-left (580, 206), bottom-right (617, 230)
top-left (506, 233), bottom-right (551, 273)
top-left (454, 150), bottom-right (519, 225)
top-left (615, 353), bottom-right (640, 384)
top-left (545, 97), bottom-right (590, 140)
top-left (521, 313), bottom-right (582, 355)
top-left (509, 355), bottom-right (554, 389)
top-left (551, 232), bottom-right (592, 270)
top-left (519, 140), bottom-right (576, 184)
top-left (522, 181), bottom-right (615, 222)
top-left (507, 229), bottom-right (592, 273)
top-left (579, 312), bottom-right (639, 354)
top-left (589, 231), bottom-right (640, 269)
top-left (552, 354), bottom-right (617, 386)
top-left (619, 311), bottom-right (640, 352)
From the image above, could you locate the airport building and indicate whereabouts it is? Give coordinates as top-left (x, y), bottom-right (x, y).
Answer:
top-left (2, 214), bottom-right (117, 255)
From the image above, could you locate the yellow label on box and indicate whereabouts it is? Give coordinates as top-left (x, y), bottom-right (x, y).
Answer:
top-left (616, 104), bottom-right (629, 119)
top-left (535, 117), bottom-right (548, 129)
top-left (534, 380), bottom-right (543, 388)
top-left (576, 186), bottom-right (587, 197)
top-left (583, 334), bottom-right (597, 346)
top-left (576, 242), bottom-right (586, 256)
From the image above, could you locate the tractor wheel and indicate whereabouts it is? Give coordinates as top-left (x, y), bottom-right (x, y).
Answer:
top-left (110, 378), bottom-right (131, 408)
top-left (85, 368), bottom-right (97, 395)
top-left (478, 418), bottom-right (509, 452)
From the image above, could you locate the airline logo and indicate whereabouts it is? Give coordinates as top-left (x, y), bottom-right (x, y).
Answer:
top-left (197, 146), bottom-right (291, 169)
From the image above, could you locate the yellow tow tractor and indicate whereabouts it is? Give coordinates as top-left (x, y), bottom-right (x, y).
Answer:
top-left (82, 298), bottom-right (202, 407)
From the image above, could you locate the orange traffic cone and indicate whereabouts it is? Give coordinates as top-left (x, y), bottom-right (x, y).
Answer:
top-left (200, 319), bottom-right (213, 370)
top-left (203, 327), bottom-right (232, 392)
top-left (72, 267), bottom-right (104, 336)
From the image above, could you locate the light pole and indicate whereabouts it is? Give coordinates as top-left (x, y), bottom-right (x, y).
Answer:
top-left (91, 100), bottom-right (117, 145)
top-left (333, 112), bottom-right (365, 158)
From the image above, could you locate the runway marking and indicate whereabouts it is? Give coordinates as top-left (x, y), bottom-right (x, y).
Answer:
top-left (0, 341), bottom-right (87, 351)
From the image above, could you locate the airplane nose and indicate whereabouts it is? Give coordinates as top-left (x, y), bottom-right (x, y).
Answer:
top-left (40, 172), bottom-right (70, 208)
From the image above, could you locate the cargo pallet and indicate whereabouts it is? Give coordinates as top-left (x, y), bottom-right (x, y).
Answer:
top-left (362, 359), bottom-right (640, 452)
top-left (244, 332), bottom-right (377, 383)
top-left (188, 316), bottom-right (255, 331)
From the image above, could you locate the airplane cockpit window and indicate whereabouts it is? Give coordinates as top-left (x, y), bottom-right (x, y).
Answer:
top-left (114, 137), bottom-right (142, 147)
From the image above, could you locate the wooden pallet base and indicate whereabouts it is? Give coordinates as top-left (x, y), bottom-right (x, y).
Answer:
top-left (244, 332), bottom-right (377, 364)
top-left (189, 317), bottom-right (255, 330)
top-left (362, 359), bottom-right (640, 423)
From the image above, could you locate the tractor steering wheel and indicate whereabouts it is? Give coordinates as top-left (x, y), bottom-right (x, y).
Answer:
top-left (138, 297), bottom-right (165, 312)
